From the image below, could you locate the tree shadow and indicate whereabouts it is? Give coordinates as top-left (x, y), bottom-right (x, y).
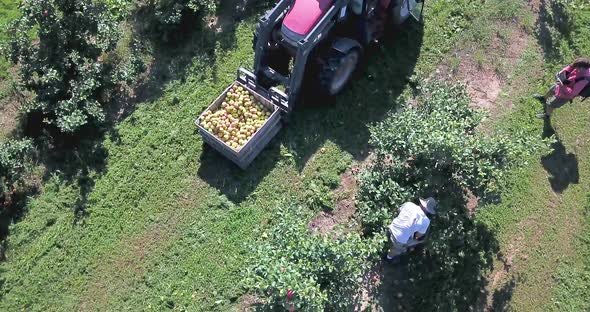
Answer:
top-left (109, 0), bottom-right (269, 123)
top-left (540, 118), bottom-right (579, 193)
top-left (289, 21), bottom-right (424, 168)
top-left (197, 21), bottom-right (424, 203)
top-left (490, 276), bottom-right (518, 312)
top-left (26, 117), bottom-right (111, 222)
top-left (0, 117), bottom-right (113, 257)
top-left (0, 183), bottom-right (39, 254)
top-left (536, 0), bottom-right (576, 61)
top-left (0, 0), bottom-right (273, 257)
top-left (358, 169), bottom-right (503, 311)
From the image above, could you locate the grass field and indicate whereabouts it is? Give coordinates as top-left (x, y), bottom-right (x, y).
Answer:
top-left (0, 0), bottom-right (18, 81)
top-left (0, 0), bottom-right (589, 311)
top-left (0, 0), bottom-right (20, 141)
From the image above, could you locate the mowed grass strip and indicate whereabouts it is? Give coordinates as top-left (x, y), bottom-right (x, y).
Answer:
top-left (478, 100), bottom-right (590, 310)
top-left (472, 1), bottom-right (590, 310)
top-left (3, 0), bottom-right (588, 311)
top-left (0, 0), bottom-right (18, 82)
top-left (0, 22), bottom-right (305, 311)
top-left (0, 0), bottom-right (479, 308)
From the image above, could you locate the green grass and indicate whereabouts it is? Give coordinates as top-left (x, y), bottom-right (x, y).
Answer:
top-left (0, 1), bottom-right (471, 309)
top-left (0, 0), bottom-right (19, 142)
top-left (472, 0), bottom-right (590, 310)
top-left (1, 0), bottom-right (590, 310)
top-left (552, 194), bottom-right (590, 312)
top-left (0, 22), bottom-right (309, 310)
top-left (0, 0), bottom-right (18, 81)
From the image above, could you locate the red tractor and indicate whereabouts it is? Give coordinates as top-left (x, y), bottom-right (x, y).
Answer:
top-left (197, 0), bottom-right (425, 168)
top-left (251, 0), bottom-right (424, 109)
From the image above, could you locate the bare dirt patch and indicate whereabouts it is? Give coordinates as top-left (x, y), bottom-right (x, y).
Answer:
top-left (466, 189), bottom-right (479, 216)
top-left (238, 294), bottom-right (263, 311)
top-left (471, 68), bottom-right (503, 110)
top-left (0, 98), bottom-right (20, 139)
top-left (437, 26), bottom-right (530, 117)
top-left (438, 54), bottom-right (503, 112)
top-left (494, 26), bottom-right (530, 61)
top-left (309, 170), bottom-right (359, 234)
top-left (205, 0), bottom-right (248, 34)
top-left (529, 0), bottom-right (542, 15)
top-left (361, 266), bottom-right (383, 311)
top-left (306, 150), bottom-right (377, 235)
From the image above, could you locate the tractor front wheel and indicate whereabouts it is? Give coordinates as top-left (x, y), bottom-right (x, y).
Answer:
top-left (391, 0), bottom-right (411, 25)
top-left (318, 49), bottom-right (361, 97)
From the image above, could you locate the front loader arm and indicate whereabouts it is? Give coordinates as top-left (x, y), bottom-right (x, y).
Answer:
top-left (287, 0), bottom-right (349, 108)
top-left (253, 0), bottom-right (294, 76)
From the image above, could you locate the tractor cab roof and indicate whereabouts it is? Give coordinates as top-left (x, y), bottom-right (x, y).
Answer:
top-left (282, 0), bottom-right (334, 37)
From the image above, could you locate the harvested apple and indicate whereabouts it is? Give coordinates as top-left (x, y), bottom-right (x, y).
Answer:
top-left (200, 85), bottom-right (273, 150)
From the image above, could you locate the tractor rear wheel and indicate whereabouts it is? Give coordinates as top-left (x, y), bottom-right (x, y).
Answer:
top-left (318, 49), bottom-right (361, 96)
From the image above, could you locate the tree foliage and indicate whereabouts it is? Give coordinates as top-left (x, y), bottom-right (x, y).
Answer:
top-left (356, 80), bottom-right (551, 310)
top-left (7, 0), bottom-right (142, 133)
top-left (243, 207), bottom-right (383, 311)
top-left (358, 81), bottom-right (550, 231)
top-left (0, 139), bottom-right (33, 203)
top-left (152, 0), bottom-right (217, 26)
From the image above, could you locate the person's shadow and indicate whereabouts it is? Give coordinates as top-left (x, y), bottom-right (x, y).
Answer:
top-left (541, 118), bottom-right (579, 193)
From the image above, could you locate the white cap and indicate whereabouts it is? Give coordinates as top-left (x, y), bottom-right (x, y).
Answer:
top-left (419, 197), bottom-right (437, 215)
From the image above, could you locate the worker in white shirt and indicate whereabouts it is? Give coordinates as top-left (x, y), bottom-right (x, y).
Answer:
top-left (386, 197), bottom-right (437, 262)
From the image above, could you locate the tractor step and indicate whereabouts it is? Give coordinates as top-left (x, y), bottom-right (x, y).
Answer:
top-left (262, 66), bottom-right (290, 86)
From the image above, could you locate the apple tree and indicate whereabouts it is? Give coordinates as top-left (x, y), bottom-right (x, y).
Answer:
top-left (7, 0), bottom-right (140, 133)
top-left (152, 0), bottom-right (217, 25)
top-left (0, 139), bottom-right (33, 207)
top-left (243, 207), bottom-right (383, 311)
top-left (356, 80), bottom-right (550, 310)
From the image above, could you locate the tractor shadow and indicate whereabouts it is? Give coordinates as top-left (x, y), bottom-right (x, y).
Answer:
top-left (288, 20), bottom-right (425, 169)
top-left (197, 138), bottom-right (282, 203)
top-left (197, 20), bottom-right (424, 204)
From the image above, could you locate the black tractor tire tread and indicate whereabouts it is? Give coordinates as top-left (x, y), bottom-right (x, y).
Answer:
top-left (317, 49), bottom-right (360, 97)
top-left (318, 55), bottom-right (345, 96)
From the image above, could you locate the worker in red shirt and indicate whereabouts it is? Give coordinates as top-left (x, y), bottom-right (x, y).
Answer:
top-left (534, 57), bottom-right (590, 119)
